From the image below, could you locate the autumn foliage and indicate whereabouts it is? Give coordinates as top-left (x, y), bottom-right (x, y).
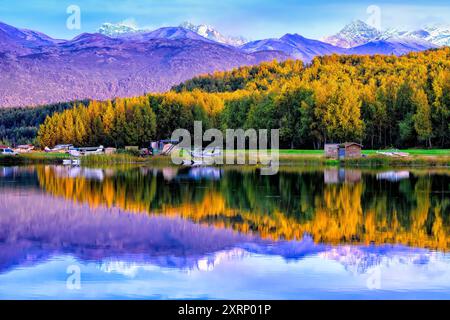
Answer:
top-left (38, 48), bottom-right (450, 149)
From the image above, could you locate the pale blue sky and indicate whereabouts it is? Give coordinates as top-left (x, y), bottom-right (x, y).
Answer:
top-left (0, 0), bottom-right (449, 40)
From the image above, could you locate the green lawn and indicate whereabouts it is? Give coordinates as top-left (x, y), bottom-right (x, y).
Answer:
top-left (362, 149), bottom-right (450, 156)
top-left (276, 149), bottom-right (450, 156)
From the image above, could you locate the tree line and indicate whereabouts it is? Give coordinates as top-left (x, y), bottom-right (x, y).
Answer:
top-left (34, 47), bottom-right (450, 149)
top-left (0, 101), bottom-right (86, 145)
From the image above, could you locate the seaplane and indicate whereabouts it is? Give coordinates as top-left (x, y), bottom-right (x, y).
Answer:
top-left (68, 145), bottom-right (105, 157)
top-left (45, 144), bottom-right (73, 153)
top-left (63, 146), bottom-right (105, 166)
top-left (182, 147), bottom-right (223, 166)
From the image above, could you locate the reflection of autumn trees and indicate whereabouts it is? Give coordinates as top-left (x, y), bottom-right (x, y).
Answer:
top-left (37, 166), bottom-right (449, 250)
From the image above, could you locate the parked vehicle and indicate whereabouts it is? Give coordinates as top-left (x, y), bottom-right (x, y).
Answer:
top-left (0, 147), bottom-right (18, 156)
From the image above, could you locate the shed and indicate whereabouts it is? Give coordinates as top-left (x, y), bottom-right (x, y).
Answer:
top-left (325, 144), bottom-right (339, 158)
top-left (339, 143), bottom-right (363, 159)
top-left (324, 142), bottom-right (363, 159)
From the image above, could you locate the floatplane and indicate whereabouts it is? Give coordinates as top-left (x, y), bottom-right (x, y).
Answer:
top-left (63, 146), bottom-right (105, 166)
top-left (182, 147), bottom-right (223, 166)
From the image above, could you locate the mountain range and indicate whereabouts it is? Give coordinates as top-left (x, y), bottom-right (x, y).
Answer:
top-left (98, 21), bottom-right (248, 46)
top-left (0, 19), bottom-right (448, 108)
top-left (323, 20), bottom-right (450, 48)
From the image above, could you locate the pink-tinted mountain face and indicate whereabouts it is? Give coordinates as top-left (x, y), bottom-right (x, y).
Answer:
top-left (0, 23), bottom-right (288, 108)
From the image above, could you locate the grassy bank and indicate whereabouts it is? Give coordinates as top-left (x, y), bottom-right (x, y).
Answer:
top-left (0, 152), bottom-right (69, 165)
top-left (1, 149), bottom-right (449, 167)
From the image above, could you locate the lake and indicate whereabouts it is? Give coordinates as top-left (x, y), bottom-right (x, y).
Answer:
top-left (0, 165), bottom-right (449, 299)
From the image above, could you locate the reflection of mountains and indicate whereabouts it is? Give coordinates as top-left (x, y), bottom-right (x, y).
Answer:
top-left (0, 189), bottom-right (255, 273)
top-left (34, 166), bottom-right (449, 251)
top-left (0, 189), bottom-right (444, 276)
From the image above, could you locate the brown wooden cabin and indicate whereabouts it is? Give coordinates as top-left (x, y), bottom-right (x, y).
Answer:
top-left (325, 142), bottom-right (363, 159)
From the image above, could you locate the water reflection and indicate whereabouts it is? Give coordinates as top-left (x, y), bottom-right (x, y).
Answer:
top-left (0, 165), bottom-right (449, 299)
top-left (35, 165), bottom-right (450, 250)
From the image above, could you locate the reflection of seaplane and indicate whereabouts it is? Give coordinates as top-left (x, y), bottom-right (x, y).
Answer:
top-left (377, 171), bottom-right (410, 182)
top-left (189, 167), bottom-right (222, 180)
top-left (182, 147), bottom-right (223, 166)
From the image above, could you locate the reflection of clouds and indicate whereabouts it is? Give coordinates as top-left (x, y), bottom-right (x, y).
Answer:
top-left (53, 166), bottom-right (105, 181)
top-left (100, 260), bottom-right (160, 277)
top-left (196, 248), bottom-right (247, 272)
top-left (99, 248), bottom-right (249, 277)
top-left (319, 245), bottom-right (443, 276)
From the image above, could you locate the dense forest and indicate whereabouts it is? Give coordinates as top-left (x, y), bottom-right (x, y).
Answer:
top-left (0, 101), bottom-right (87, 145)
top-left (18, 47), bottom-right (450, 149)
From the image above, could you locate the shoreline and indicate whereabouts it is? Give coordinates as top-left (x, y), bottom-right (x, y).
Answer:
top-left (1, 150), bottom-right (449, 168)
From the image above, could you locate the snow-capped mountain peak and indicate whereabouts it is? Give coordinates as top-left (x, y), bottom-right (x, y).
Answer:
top-left (179, 21), bottom-right (247, 46)
top-left (378, 24), bottom-right (450, 47)
top-left (98, 22), bottom-right (147, 37)
top-left (98, 21), bottom-right (248, 46)
top-left (322, 20), bottom-right (382, 48)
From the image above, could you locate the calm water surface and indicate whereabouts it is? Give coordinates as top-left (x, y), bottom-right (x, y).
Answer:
top-left (0, 165), bottom-right (449, 299)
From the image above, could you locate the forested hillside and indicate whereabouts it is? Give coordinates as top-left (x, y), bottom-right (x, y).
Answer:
top-left (36, 47), bottom-right (450, 149)
top-left (0, 101), bottom-right (86, 145)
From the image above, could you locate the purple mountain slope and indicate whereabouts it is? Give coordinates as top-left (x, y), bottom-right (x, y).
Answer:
top-left (0, 23), bottom-right (289, 108)
top-left (0, 21), bottom-right (61, 55)
top-left (0, 21), bottom-right (438, 108)
top-left (124, 26), bottom-right (213, 42)
top-left (242, 32), bottom-right (436, 62)
top-left (349, 38), bottom-right (437, 55)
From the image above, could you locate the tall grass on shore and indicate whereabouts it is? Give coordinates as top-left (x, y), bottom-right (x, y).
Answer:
top-left (0, 152), bottom-right (69, 165)
top-left (81, 154), bottom-right (174, 166)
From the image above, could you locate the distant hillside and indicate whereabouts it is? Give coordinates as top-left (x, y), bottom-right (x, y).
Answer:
top-left (0, 22), bottom-right (288, 108)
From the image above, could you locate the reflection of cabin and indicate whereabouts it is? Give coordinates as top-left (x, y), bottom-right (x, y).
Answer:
top-left (325, 143), bottom-right (363, 159)
top-left (324, 168), bottom-right (362, 184)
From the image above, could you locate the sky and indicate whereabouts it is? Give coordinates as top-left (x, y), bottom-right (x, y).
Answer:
top-left (0, 0), bottom-right (449, 40)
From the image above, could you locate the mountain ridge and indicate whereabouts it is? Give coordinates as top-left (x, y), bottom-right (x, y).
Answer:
top-left (0, 20), bottom-right (446, 108)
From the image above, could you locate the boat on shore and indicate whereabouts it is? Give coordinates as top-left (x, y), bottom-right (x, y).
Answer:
top-left (376, 149), bottom-right (410, 157)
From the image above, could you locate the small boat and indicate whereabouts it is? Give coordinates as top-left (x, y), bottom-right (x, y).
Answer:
top-left (376, 149), bottom-right (410, 158)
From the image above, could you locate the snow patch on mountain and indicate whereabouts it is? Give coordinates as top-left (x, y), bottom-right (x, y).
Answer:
top-left (179, 21), bottom-right (247, 46)
top-left (323, 20), bottom-right (449, 48)
top-left (98, 21), bottom-right (248, 46)
top-left (322, 20), bottom-right (382, 48)
top-left (98, 22), bottom-right (146, 37)
top-left (382, 25), bottom-right (450, 47)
